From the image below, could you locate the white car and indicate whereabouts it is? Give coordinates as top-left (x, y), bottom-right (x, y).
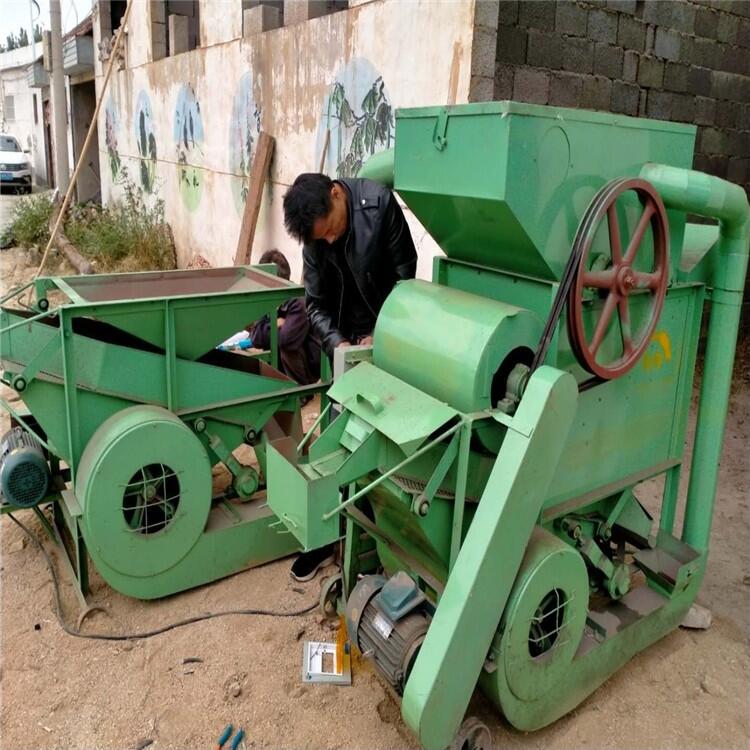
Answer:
top-left (0, 134), bottom-right (32, 193)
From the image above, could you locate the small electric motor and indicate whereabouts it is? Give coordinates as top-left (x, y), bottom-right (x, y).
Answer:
top-left (0, 427), bottom-right (50, 508)
top-left (345, 571), bottom-right (432, 695)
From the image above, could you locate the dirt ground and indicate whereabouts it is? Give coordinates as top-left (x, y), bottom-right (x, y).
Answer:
top-left (0, 244), bottom-right (748, 750)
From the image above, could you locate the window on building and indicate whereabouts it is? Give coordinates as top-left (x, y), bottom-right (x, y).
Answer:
top-left (33, 94), bottom-right (38, 124)
top-left (3, 95), bottom-right (15, 121)
top-left (151, 0), bottom-right (200, 61)
top-left (110, 0), bottom-right (127, 31)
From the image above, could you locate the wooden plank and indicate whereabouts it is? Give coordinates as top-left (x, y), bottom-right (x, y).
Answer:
top-left (234, 131), bottom-right (275, 266)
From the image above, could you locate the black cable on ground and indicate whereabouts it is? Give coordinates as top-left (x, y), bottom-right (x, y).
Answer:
top-left (7, 513), bottom-right (318, 642)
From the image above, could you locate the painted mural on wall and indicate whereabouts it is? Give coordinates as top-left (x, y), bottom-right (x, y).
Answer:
top-left (315, 58), bottom-right (395, 179)
top-left (134, 91), bottom-right (158, 194)
top-left (104, 97), bottom-right (121, 179)
top-left (229, 72), bottom-right (262, 215)
top-left (173, 84), bottom-right (204, 211)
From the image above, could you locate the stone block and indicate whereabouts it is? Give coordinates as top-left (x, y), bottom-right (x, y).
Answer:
top-left (693, 37), bottom-right (721, 68)
top-left (284, 1), bottom-right (329, 25)
top-left (593, 42), bottom-right (623, 78)
top-left (663, 62), bottom-right (689, 92)
top-left (497, 0), bottom-right (519, 26)
top-left (623, 49), bottom-right (639, 81)
top-left (681, 603), bottom-right (713, 630)
top-left (152, 2), bottom-right (166, 23)
top-left (738, 19), bottom-right (750, 49)
top-left (563, 36), bottom-right (594, 73)
top-left (646, 90), bottom-right (672, 120)
top-left (711, 70), bottom-right (742, 100)
top-left (496, 24), bottom-right (527, 65)
top-left (469, 75), bottom-right (495, 102)
top-left (727, 157), bottom-right (749, 186)
top-left (588, 9), bottom-right (618, 44)
top-left (513, 67), bottom-right (550, 103)
top-left (694, 7), bottom-right (719, 39)
top-left (699, 126), bottom-right (725, 154)
top-left (654, 28), bottom-right (681, 62)
top-left (474, 0), bottom-right (500, 28)
top-left (611, 80), bottom-right (639, 115)
top-left (518, 0), bottom-right (555, 31)
top-left (716, 11), bottom-right (738, 45)
top-left (637, 56), bottom-right (664, 88)
top-left (645, 24), bottom-right (655, 55)
top-left (606, 0), bottom-right (636, 14)
top-left (715, 99), bottom-right (740, 129)
top-left (549, 71), bottom-right (584, 107)
top-left (688, 66), bottom-right (713, 97)
top-left (617, 15), bottom-right (646, 52)
top-left (671, 92), bottom-right (696, 122)
top-left (671, 2), bottom-right (696, 35)
top-left (472, 26), bottom-right (497, 78)
top-left (243, 5), bottom-right (282, 35)
top-left (168, 14), bottom-right (189, 56)
top-left (581, 74), bottom-right (612, 110)
top-left (526, 29), bottom-right (563, 69)
top-left (555, 1), bottom-right (587, 37)
top-left (494, 63), bottom-right (515, 99)
top-left (694, 96), bottom-right (717, 125)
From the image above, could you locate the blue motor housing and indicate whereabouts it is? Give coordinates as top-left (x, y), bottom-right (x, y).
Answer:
top-left (0, 427), bottom-right (50, 508)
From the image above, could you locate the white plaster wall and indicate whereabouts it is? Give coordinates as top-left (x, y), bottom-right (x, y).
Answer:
top-left (0, 51), bottom-right (48, 186)
top-left (95, 0), bottom-right (475, 282)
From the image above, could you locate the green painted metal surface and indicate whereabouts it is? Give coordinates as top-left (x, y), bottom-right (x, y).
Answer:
top-left (374, 280), bottom-right (543, 414)
top-left (395, 102), bottom-right (694, 281)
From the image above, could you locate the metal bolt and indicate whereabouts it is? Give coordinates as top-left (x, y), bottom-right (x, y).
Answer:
top-left (244, 428), bottom-right (257, 444)
top-left (13, 377), bottom-right (26, 392)
top-left (194, 418), bottom-right (206, 433)
top-left (37, 298), bottom-right (49, 311)
top-left (418, 500), bottom-right (430, 516)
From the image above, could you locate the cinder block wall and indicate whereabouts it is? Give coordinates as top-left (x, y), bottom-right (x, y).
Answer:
top-left (472, 0), bottom-right (750, 196)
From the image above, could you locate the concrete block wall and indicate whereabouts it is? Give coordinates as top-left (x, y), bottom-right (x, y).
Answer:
top-left (471, 0), bottom-right (750, 197)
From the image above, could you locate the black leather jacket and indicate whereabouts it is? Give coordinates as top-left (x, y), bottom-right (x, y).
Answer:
top-left (302, 178), bottom-right (417, 354)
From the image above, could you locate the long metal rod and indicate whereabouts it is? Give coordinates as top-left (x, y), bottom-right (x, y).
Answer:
top-left (0, 308), bottom-right (55, 335)
top-left (298, 402), bottom-right (332, 453)
top-left (0, 280), bottom-right (35, 306)
top-left (322, 420), bottom-right (463, 521)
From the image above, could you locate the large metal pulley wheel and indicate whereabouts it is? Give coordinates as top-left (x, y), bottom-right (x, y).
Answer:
top-left (567, 178), bottom-right (669, 380)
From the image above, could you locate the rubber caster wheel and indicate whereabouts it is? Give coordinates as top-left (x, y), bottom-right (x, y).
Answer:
top-left (450, 717), bottom-right (492, 750)
top-left (319, 573), bottom-right (342, 619)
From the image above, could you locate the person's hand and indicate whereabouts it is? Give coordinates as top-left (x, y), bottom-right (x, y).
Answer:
top-left (336, 340), bottom-right (352, 349)
top-left (358, 335), bottom-right (373, 346)
top-left (276, 317), bottom-right (285, 328)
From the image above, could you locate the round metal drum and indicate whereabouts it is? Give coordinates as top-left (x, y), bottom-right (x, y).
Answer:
top-left (373, 280), bottom-right (542, 414)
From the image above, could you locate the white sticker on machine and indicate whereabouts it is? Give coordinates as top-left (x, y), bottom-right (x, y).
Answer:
top-left (372, 611), bottom-right (394, 639)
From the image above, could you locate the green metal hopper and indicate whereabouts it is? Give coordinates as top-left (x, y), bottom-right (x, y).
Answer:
top-left (0, 265), bottom-right (320, 600)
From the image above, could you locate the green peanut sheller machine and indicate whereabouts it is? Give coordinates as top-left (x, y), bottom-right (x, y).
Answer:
top-left (266, 103), bottom-right (749, 749)
top-left (0, 265), bottom-right (315, 600)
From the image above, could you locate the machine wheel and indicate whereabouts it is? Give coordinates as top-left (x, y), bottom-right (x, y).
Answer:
top-left (320, 572), bottom-right (343, 619)
top-left (76, 405), bottom-right (212, 579)
top-left (567, 178), bottom-right (669, 379)
top-left (450, 717), bottom-right (492, 750)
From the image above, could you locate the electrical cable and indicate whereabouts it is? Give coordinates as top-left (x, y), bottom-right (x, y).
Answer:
top-left (7, 513), bottom-right (318, 642)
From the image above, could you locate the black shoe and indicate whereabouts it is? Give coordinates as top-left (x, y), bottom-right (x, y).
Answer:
top-left (290, 544), bottom-right (336, 582)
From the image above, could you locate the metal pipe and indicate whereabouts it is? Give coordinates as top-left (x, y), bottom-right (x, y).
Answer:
top-left (359, 148), bottom-right (394, 187)
top-left (640, 163), bottom-right (749, 552)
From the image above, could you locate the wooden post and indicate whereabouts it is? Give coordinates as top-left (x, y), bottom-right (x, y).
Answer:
top-left (234, 132), bottom-right (275, 266)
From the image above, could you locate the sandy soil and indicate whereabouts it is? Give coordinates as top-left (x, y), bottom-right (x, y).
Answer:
top-left (0, 245), bottom-right (748, 750)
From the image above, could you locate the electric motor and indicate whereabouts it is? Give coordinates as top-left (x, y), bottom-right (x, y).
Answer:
top-left (345, 572), bottom-right (432, 695)
top-left (0, 427), bottom-right (50, 508)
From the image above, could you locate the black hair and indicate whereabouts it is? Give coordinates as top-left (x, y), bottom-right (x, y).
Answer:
top-left (283, 173), bottom-right (333, 244)
top-left (258, 249), bottom-right (291, 280)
